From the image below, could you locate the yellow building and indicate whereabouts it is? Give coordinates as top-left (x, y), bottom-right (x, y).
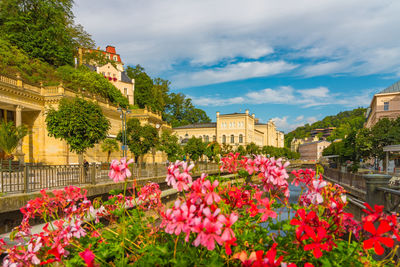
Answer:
top-left (365, 80), bottom-right (400, 128)
top-left (298, 140), bottom-right (331, 161)
top-left (173, 110), bottom-right (284, 148)
top-left (0, 74), bottom-right (168, 164)
top-left (290, 136), bottom-right (319, 152)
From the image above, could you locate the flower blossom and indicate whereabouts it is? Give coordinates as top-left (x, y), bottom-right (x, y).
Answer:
top-left (109, 158), bottom-right (134, 182)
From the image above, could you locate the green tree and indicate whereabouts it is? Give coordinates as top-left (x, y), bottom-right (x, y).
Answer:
top-left (158, 129), bottom-right (182, 161)
top-left (120, 118), bottom-right (158, 163)
top-left (246, 142), bottom-right (260, 156)
top-left (126, 65), bottom-right (155, 110)
top-left (0, 121), bottom-right (28, 159)
top-left (0, 0), bottom-right (94, 66)
top-left (164, 93), bottom-right (211, 127)
top-left (184, 137), bottom-right (206, 162)
top-left (205, 142), bottom-right (221, 163)
top-left (236, 145), bottom-right (246, 156)
top-left (221, 143), bottom-right (233, 156)
top-left (101, 138), bottom-right (119, 163)
top-left (46, 97), bottom-right (110, 164)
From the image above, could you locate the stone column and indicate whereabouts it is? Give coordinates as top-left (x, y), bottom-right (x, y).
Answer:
top-left (15, 105), bottom-right (25, 164)
top-left (363, 174), bottom-right (391, 207)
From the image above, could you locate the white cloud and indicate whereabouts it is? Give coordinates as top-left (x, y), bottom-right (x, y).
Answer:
top-left (172, 61), bottom-right (297, 88)
top-left (295, 115), bottom-right (304, 121)
top-left (189, 85), bottom-right (375, 108)
top-left (271, 116), bottom-right (318, 133)
top-left (73, 0), bottom-right (400, 80)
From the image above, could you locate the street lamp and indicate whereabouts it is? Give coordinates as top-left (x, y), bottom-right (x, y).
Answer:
top-left (118, 107), bottom-right (131, 158)
top-left (152, 123), bottom-right (161, 164)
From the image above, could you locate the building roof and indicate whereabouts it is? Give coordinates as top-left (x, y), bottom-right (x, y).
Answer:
top-left (299, 140), bottom-right (331, 146)
top-left (121, 71), bottom-right (132, 83)
top-left (220, 112), bottom-right (246, 116)
top-left (173, 122), bottom-right (217, 129)
top-left (379, 80), bottom-right (400, 94)
top-left (83, 64), bottom-right (96, 72)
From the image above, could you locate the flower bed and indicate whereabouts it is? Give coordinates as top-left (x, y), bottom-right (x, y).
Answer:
top-left (1, 153), bottom-right (399, 266)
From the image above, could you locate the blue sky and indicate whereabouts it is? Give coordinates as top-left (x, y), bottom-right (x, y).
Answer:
top-left (73, 0), bottom-right (400, 132)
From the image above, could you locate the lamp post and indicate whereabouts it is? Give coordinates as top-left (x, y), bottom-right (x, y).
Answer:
top-left (118, 107), bottom-right (131, 158)
top-left (152, 123), bottom-right (161, 164)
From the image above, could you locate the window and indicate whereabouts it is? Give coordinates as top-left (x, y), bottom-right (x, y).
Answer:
top-left (384, 102), bottom-right (389, 111)
top-left (229, 122), bottom-right (232, 128)
top-left (124, 88), bottom-right (128, 95)
top-left (113, 56), bottom-right (117, 61)
top-left (222, 135), bottom-right (226, 144)
top-left (213, 135), bottom-right (216, 142)
top-left (231, 135), bottom-right (235, 143)
top-left (239, 134), bottom-right (243, 143)
top-left (205, 135), bottom-right (209, 142)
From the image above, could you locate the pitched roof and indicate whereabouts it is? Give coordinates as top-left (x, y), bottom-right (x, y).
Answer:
top-left (379, 80), bottom-right (400, 94)
top-left (121, 71), bottom-right (132, 83)
top-left (173, 123), bottom-right (216, 129)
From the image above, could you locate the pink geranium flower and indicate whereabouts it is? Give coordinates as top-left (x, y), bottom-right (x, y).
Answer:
top-left (79, 248), bottom-right (96, 267)
top-left (108, 158), bottom-right (134, 182)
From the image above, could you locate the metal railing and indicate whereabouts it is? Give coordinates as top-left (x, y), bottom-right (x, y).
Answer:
top-left (324, 167), bottom-right (366, 191)
top-left (0, 162), bottom-right (219, 195)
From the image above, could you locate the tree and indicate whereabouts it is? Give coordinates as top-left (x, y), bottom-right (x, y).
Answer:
top-left (119, 118), bottom-right (158, 163)
top-left (184, 137), bottom-right (206, 162)
top-left (164, 92), bottom-right (211, 127)
top-left (236, 145), bottom-right (246, 156)
top-left (46, 97), bottom-right (110, 164)
top-left (101, 138), bottom-right (119, 163)
top-left (205, 142), bottom-right (221, 163)
top-left (246, 142), bottom-right (260, 156)
top-left (126, 65), bottom-right (155, 110)
top-left (221, 143), bottom-right (233, 156)
top-left (0, 0), bottom-right (94, 66)
top-left (158, 129), bottom-right (182, 161)
top-left (0, 121), bottom-right (28, 160)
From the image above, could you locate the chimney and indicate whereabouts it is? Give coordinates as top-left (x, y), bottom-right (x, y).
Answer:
top-left (245, 109), bottom-right (249, 115)
top-left (252, 113), bottom-right (255, 118)
top-left (106, 45), bottom-right (116, 54)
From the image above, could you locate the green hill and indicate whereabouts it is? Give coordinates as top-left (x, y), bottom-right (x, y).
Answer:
top-left (284, 108), bottom-right (367, 148)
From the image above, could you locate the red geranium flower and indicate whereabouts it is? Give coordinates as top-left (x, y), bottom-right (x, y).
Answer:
top-left (363, 220), bottom-right (394, 255)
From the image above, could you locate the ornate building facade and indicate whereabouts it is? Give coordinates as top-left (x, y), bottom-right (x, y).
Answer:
top-left (173, 110), bottom-right (284, 148)
top-left (0, 74), bottom-right (168, 164)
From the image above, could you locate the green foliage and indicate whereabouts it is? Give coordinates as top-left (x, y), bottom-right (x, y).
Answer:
top-left (56, 65), bottom-right (129, 108)
top-left (46, 97), bottom-right (110, 156)
top-left (101, 138), bottom-right (119, 162)
top-left (236, 145), bottom-right (246, 156)
top-left (184, 137), bottom-right (206, 161)
top-left (285, 108), bottom-right (366, 148)
top-left (125, 65), bottom-right (211, 127)
top-left (164, 92), bottom-right (211, 127)
top-left (0, 121), bottom-right (28, 156)
top-left (245, 142), bottom-right (260, 155)
top-left (0, 0), bottom-right (94, 66)
top-left (158, 129), bottom-right (182, 161)
top-left (220, 143), bottom-right (233, 156)
top-left (204, 141), bottom-right (221, 163)
top-left (261, 145), bottom-right (300, 159)
top-left (119, 118), bottom-right (158, 162)
top-left (0, 37), bottom-right (59, 85)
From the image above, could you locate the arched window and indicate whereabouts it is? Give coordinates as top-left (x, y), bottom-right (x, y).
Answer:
top-left (213, 135), bottom-right (216, 142)
top-left (222, 135), bottom-right (226, 144)
top-left (231, 135), bottom-right (235, 143)
top-left (239, 134), bottom-right (243, 143)
top-left (205, 135), bottom-right (209, 142)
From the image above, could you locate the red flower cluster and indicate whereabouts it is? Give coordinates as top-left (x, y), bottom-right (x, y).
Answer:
top-left (362, 203), bottom-right (400, 255)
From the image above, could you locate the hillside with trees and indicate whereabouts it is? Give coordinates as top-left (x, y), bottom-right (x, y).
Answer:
top-left (0, 0), bottom-right (210, 127)
top-left (284, 108), bottom-right (366, 148)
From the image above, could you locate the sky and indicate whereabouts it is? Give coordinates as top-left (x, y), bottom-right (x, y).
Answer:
top-left (73, 0), bottom-right (400, 133)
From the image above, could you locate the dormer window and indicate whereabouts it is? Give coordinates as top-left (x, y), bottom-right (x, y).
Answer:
top-left (113, 56), bottom-right (117, 61)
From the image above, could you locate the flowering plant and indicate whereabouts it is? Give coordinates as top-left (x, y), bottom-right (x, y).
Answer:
top-left (1, 154), bottom-right (399, 266)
